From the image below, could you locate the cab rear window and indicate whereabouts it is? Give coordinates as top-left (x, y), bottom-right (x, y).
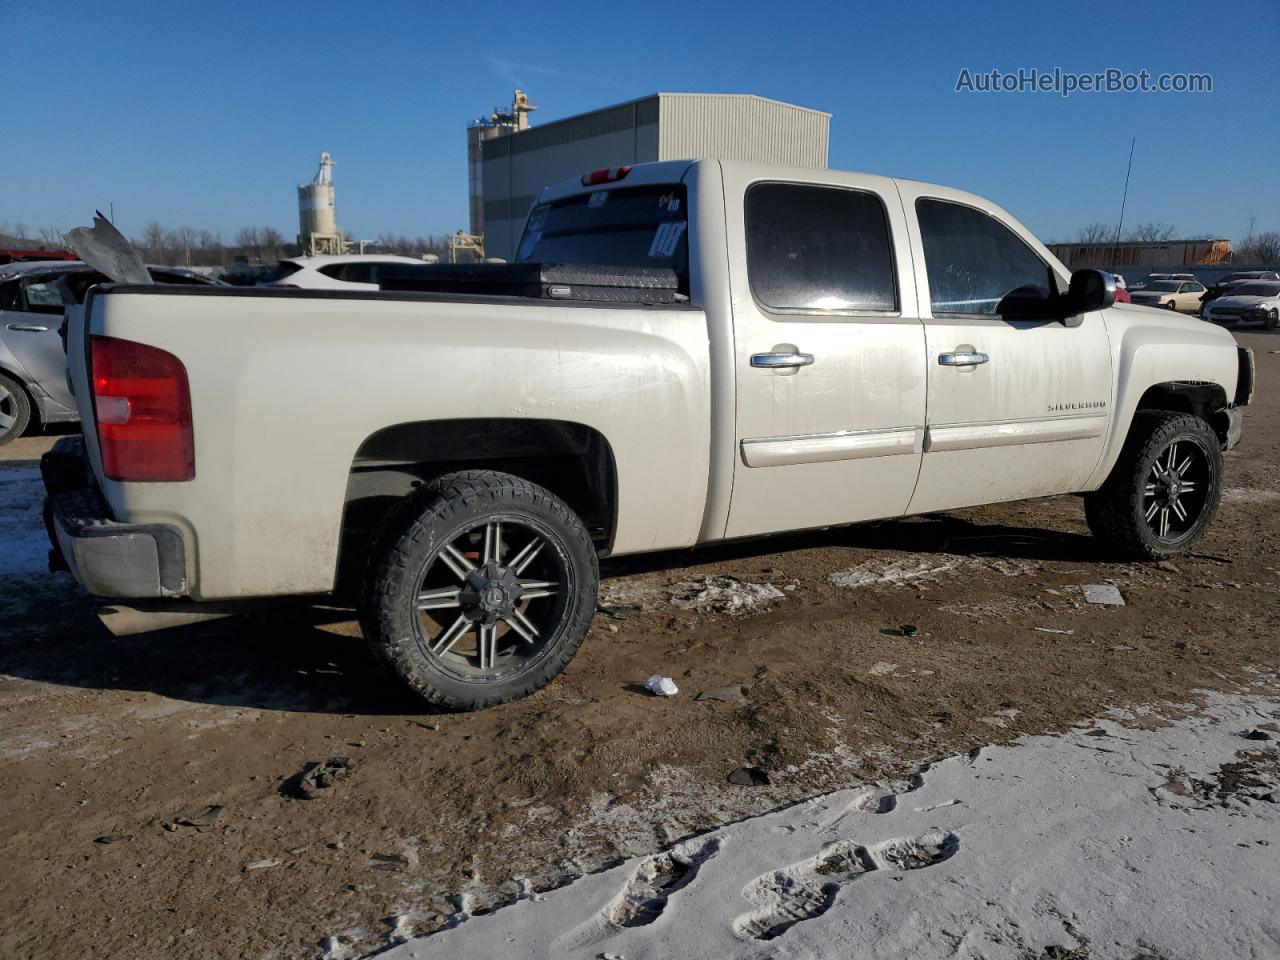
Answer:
top-left (515, 185), bottom-right (688, 278)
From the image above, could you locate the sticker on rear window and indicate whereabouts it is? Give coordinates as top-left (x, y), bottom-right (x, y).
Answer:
top-left (647, 221), bottom-right (687, 258)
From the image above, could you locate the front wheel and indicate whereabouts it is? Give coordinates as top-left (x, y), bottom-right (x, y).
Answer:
top-left (361, 470), bottom-right (599, 710)
top-left (1266, 308), bottom-right (1279, 330)
top-left (1084, 411), bottom-right (1223, 560)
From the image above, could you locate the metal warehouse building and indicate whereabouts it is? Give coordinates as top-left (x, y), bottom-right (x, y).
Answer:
top-left (474, 93), bottom-right (831, 260)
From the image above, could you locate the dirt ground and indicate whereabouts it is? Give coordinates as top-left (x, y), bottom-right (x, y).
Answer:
top-left (2, 331), bottom-right (1278, 960)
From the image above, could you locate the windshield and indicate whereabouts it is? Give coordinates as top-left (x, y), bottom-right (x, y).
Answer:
top-left (515, 184), bottom-right (688, 278)
top-left (1230, 281), bottom-right (1280, 297)
top-left (1144, 281), bottom-right (1181, 292)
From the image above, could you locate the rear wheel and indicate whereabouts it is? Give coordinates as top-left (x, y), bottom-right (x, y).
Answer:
top-left (1084, 411), bottom-right (1223, 560)
top-left (361, 470), bottom-right (599, 710)
top-left (0, 373), bottom-right (33, 447)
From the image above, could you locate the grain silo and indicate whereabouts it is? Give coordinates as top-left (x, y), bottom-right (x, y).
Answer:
top-left (297, 152), bottom-right (344, 256)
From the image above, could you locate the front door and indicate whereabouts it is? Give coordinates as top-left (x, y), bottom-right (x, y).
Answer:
top-left (723, 171), bottom-right (927, 539)
top-left (899, 191), bottom-right (1113, 514)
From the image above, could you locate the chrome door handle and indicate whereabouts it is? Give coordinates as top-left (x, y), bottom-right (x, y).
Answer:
top-left (938, 351), bottom-right (988, 366)
top-left (7, 323), bottom-right (49, 332)
top-left (751, 352), bottom-right (815, 369)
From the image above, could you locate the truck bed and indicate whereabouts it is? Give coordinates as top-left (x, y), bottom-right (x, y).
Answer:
top-left (71, 283), bottom-right (712, 599)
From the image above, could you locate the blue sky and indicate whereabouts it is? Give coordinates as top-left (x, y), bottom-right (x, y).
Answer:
top-left (4, 0), bottom-right (1277, 244)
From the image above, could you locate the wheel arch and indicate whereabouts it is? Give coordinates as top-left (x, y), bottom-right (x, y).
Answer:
top-left (336, 418), bottom-right (618, 596)
top-left (1132, 381), bottom-right (1233, 445)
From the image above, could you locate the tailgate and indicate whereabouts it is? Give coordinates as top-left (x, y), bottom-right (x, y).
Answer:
top-left (64, 302), bottom-right (107, 481)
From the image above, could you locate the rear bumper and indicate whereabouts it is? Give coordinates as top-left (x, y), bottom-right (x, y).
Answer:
top-left (42, 437), bottom-right (188, 598)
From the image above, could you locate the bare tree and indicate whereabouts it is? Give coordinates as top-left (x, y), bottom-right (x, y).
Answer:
top-left (234, 227), bottom-right (262, 262)
top-left (259, 227), bottom-right (285, 263)
top-left (1126, 222), bottom-right (1178, 243)
top-left (139, 222), bottom-right (169, 262)
top-left (37, 226), bottom-right (68, 248)
top-left (0, 221), bottom-right (34, 246)
top-left (1237, 231), bottom-right (1280, 268)
top-left (1075, 222), bottom-right (1116, 244)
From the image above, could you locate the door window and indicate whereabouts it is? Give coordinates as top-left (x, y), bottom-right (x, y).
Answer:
top-left (745, 182), bottom-right (897, 314)
top-left (19, 279), bottom-right (67, 314)
top-left (916, 199), bottom-right (1054, 318)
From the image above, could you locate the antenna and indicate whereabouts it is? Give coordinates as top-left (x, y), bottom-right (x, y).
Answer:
top-left (1112, 138), bottom-right (1136, 266)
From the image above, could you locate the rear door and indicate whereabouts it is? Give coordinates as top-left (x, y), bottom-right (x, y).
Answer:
top-left (0, 272), bottom-right (76, 412)
top-left (722, 169), bottom-right (926, 538)
top-left (899, 187), bottom-right (1113, 513)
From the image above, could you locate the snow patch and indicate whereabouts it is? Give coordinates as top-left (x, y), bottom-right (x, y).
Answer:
top-left (373, 681), bottom-right (1280, 960)
top-left (1222, 486), bottom-right (1280, 505)
top-left (670, 576), bottom-right (785, 615)
top-left (829, 554), bottom-right (1040, 590)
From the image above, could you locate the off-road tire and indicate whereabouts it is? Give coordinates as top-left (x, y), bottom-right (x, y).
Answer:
top-left (361, 470), bottom-right (598, 710)
top-left (1084, 411), bottom-right (1223, 560)
top-left (0, 372), bottom-right (33, 446)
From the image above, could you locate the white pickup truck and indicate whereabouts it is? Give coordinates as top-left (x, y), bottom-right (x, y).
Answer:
top-left (44, 159), bottom-right (1254, 709)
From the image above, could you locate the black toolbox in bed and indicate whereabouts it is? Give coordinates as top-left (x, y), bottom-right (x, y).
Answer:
top-left (377, 262), bottom-right (682, 304)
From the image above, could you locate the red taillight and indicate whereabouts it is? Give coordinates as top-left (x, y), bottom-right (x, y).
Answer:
top-left (580, 165), bottom-right (631, 186)
top-left (90, 335), bottom-right (194, 482)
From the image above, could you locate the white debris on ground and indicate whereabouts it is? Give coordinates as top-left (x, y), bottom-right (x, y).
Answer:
top-left (827, 557), bottom-right (961, 588)
top-left (827, 554), bottom-right (1039, 590)
top-left (0, 467), bottom-right (48, 579)
top-left (669, 576), bottom-right (785, 616)
top-left (1222, 487), bottom-right (1280, 504)
top-left (644, 675), bottom-right (679, 697)
top-left (1081, 583), bottom-right (1126, 606)
top-left (373, 681), bottom-right (1280, 960)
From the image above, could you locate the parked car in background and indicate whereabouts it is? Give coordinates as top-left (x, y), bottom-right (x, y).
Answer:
top-left (1108, 274), bottom-right (1131, 302)
top-left (0, 260), bottom-right (217, 444)
top-left (257, 255), bottom-right (429, 291)
top-left (1199, 271), bottom-right (1280, 311)
top-left (1129, 278), bottom-right (1206, 312)
top-left (1130, 272), bottom-right (1197, 291)
top-left (1203, 280), bottom-right (1280, 329)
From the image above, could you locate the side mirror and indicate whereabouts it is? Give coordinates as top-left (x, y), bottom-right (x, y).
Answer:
top-left (1066, 269), bottom-right (1116, 316)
